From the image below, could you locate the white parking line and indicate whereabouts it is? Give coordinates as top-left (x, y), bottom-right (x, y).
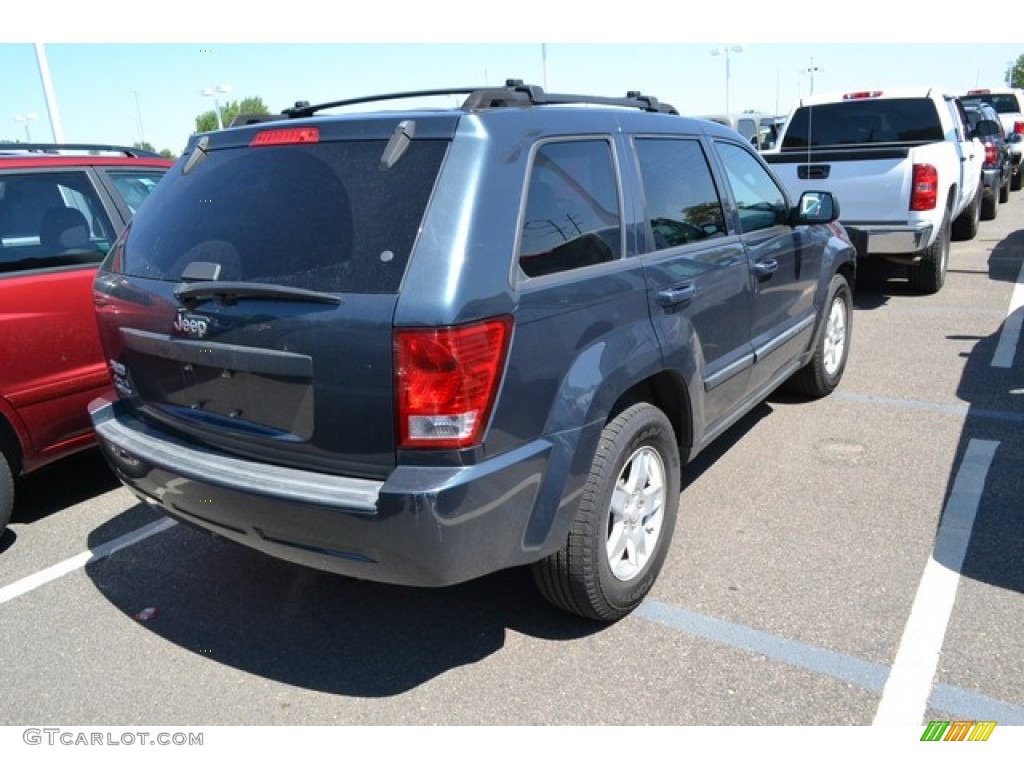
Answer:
top-left (872, 438), bottom-right (999, 726)
top-left (0, 518), bottom-right (176, 606)
top-left (991, 259), bottom-right (1024, 369)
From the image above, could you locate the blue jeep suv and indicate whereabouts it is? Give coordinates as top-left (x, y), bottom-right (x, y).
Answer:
top-left (88, 81), bottom-right (856, 621)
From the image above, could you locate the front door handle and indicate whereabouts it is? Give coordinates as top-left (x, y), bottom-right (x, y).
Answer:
top-left (656, 283), bottom-right (696, 308)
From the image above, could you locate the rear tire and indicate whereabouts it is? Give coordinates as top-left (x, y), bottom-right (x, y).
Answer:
top-left (999, 176), bottom-right (1010, 204)
top-left (1012, 168), bottom-right (1022, 192)
top-left (532, 403), bottom-right (680, 622)
top-left (981, 190), bottom-right (998, 221)
top-left (951, 187), bottom-right (980, 241)
top-left (907, 212), bottom-right (949, 294)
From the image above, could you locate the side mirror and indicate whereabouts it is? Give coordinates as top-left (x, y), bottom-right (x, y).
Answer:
top-left (792, 191), bottom-right (839, 224)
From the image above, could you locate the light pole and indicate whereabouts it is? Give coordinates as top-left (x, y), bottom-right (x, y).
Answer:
top-left (14, 112), bottom-right (38, 142)
top-left (201, 84), bottom-right (232, 129)
top-left (806, 58), bottom-right (823, 96)
top-left (710, 45), bottom-right (745, 115)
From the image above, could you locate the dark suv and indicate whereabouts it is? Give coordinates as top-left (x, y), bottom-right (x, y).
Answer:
top-left (0, 144), bottom-right (171, 532)
top-left (88, 81), bottom-right (856, 621)
top-left (965, 102), bottom-right (1011, 219)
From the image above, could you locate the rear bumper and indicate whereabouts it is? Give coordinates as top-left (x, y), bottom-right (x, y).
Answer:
top-left (843, 222), bottom-right (934, 257)
top-left (89, 397), bottom-right (576, 587)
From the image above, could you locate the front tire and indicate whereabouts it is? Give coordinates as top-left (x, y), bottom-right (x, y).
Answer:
top-left (532, 403), bottom-right (680, 622)
top-left (787, 274), bottom-right (852, 398)
top-left (0, 449), bottom-right (14, 533)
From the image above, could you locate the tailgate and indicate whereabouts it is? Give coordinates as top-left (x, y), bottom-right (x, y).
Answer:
top-left (766, 148), bottom-right (911, 222)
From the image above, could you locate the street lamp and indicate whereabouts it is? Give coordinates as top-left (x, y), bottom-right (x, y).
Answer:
top-left (201, 84), bottom-right (232, 129)
top-left (710, 45), bottom-right (745, 115)
top-left (14, 112), bottom-right (38, 142)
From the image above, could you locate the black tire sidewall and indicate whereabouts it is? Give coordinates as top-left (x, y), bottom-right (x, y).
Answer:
top-left (818, 275), bottom-right (853, 392)
top-left (588, 405), bottom-right (680, 616)
top-left (0, 449), bottom-right (14, 532)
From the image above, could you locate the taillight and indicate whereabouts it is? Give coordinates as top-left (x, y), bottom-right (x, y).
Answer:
top-left (967, 89), bottom-right (990, 95)
top-left (983, 140), bottom-right (997, 165)
top-left (395, 317), bottom-right (512, 449)
top-left (843, 90), bottom-right (882, 100)
top-left (910, 163), bottom-right (938, 211)
top-left (250, 127), bottom-right (319, 147)
top-left (1014, 120), bottom-right (1024, 135)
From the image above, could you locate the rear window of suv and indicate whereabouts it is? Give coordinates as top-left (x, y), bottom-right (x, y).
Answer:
top-left (114, 139), bottom-right (448, 293)
top-left (961, 93), bottom-right (1023, 114)
top-left (781, 98), bottom-right (944, 148)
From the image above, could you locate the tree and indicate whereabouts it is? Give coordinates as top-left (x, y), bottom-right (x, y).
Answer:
top-left (133, 140), bottom-right (179, 160)
top-left (195, 96), bottom-right (271, 133)
top-left (1008, 55), bottom-right (1024, 88)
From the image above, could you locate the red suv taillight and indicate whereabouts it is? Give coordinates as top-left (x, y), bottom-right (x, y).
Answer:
top-left (983, 140), bottom-right (998, 165)
top-left (1013, 120), bottom-right (1024, 135)
top-left (395, 317), bottom-right (512, 449)
top-left (910, 163), bottom-right (938, 211)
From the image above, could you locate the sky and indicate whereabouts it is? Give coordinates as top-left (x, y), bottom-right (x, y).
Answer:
top-left (2, 4), bottom-right (1022, 156)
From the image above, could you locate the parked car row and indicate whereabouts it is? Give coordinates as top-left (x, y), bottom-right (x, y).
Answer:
top-left (762, 86), bottom-right (1022, 294)
top-left (3, 78), bottom-right (1019, 627)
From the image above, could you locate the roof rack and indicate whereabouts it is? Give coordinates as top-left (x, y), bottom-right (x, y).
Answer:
top-left (279, 79), bottom-right (678, 119)
top-left (0, 143), bottom-right (162, 158)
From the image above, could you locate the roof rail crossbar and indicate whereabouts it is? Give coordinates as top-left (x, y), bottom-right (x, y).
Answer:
top-left (463, 79), bottom-right (678, 114)
top-left (280, 79), bottom-right (678, 118)
top-left (0, 143), bottom-right (162, 158)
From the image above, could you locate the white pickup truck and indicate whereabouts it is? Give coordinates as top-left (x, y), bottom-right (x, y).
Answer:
top-left (960, 87), bottom-right (1024, 191)
top-left (763, 88), bottom-right (984, 293)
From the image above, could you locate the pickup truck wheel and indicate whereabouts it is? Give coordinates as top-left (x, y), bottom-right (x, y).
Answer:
top-left (999, 177), bottom-right (1010, 204)
top-left (1012, 168), bottom-right (1022, 192)
top-left (786, 274), bottom-right (852, 398)
top-left (981, 190), bottom-right (998, 220)
top-left (951, 188), bottom-right (980, 241)
top-left (531, 403), bottom-right (680, 622)
top-left (0, 449), bottom-right (14, 533)
top-left (907, 214), bottom-right (949, 294)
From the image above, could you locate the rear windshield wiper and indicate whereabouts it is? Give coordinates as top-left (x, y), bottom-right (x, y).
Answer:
top-left (175, 281), bottom-right (343, 309)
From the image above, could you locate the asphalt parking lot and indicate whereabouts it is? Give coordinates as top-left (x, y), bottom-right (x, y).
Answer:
top-left (1, 196), bottom-right (1022, 730)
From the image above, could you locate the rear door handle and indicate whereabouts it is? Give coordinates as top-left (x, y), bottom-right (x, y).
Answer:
top-left (751, 259), bottom-right (779, 277)
top-left (656, 283), bottom-right (696, 308)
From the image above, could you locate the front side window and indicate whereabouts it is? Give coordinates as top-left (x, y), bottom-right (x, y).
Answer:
top-left (715, 141), bottom-right (787, 234)
top-left (518, 139), bottom-right (621, 278)
top-left (635, 137), bottom-right (726, 250)
top-left (0, 171), bottom-right (115, 274)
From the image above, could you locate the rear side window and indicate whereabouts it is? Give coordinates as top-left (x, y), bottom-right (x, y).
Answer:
top-left (782, 98), bottom-right (944, 148)
top-left (0, 171), bottom-right (115, 274)
top-left (106, 170), bottom-right (166, 215)
top-left (115, 139), bottom-right (448, 293)
top-left (635, 138), bottom-right (726, 249)
top-left (518, 139), bottom-right (621, 278)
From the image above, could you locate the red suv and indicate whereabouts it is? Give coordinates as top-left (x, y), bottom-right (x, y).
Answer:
top-left (0, 144), bottom-right (172, 531)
